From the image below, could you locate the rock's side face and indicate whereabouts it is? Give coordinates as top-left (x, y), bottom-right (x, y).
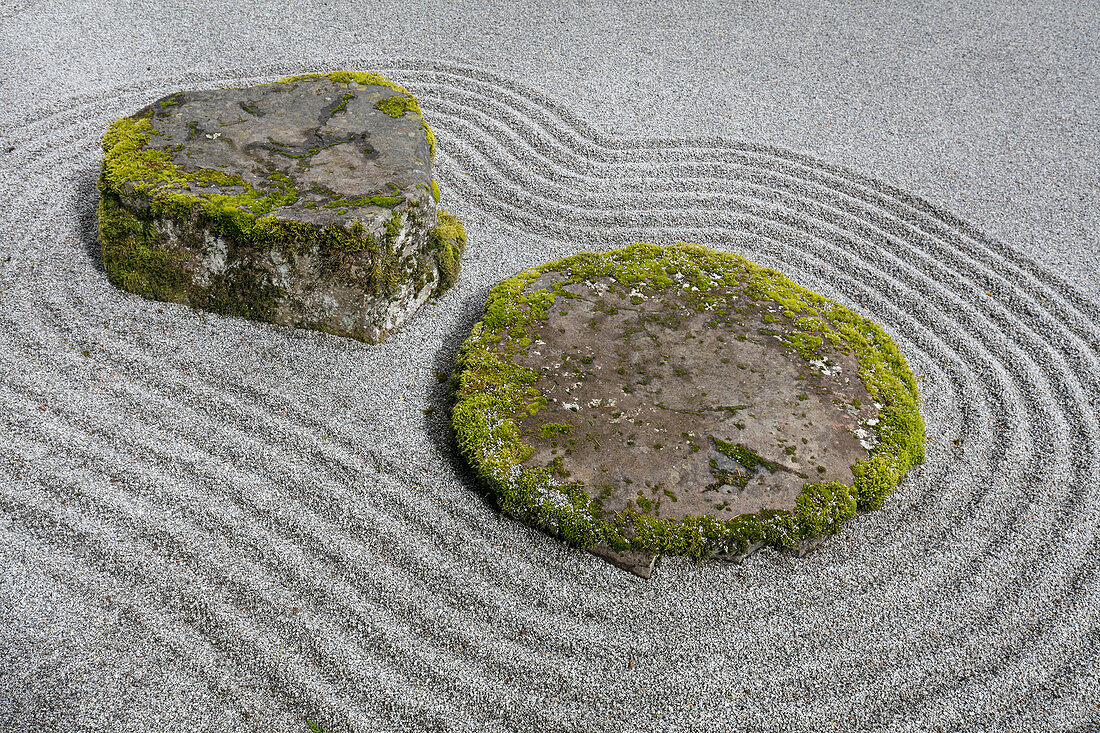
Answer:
top-left (452, 243), bottom-right (925, 575)
top-left (97, 71), bottom-right (465, 342)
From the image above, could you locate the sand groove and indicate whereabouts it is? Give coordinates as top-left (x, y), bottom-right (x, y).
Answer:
top-left (1, 60), bottom-right (1098, 731)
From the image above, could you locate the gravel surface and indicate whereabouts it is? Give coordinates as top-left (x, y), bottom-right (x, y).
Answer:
top-left (1, 2), bottom-right (1098, 731)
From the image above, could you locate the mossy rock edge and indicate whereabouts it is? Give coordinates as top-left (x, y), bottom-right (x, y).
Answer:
top-left (451, 242), bottom-right (925, 573)
top-left (97, 70), bottom-right (463, 343)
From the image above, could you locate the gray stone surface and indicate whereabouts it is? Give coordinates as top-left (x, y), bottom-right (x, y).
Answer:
top-left (516, 276), bottom-right (878, 522)
top-left (106, 74), bottom-right (444, 342)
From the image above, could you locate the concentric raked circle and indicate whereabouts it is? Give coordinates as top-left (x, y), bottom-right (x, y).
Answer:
top-left (1, 60), bottom-right (1097, 731)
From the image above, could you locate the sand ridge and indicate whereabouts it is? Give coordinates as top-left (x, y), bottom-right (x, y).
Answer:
top-left (1, 51), bottom-right (1098, 733)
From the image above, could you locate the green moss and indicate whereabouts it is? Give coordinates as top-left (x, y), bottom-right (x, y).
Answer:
top-left (97, 192), bottom-right (286, 320)
top-left (330, 92), bottom-right (355, 115)
top-left (264, 138), bottom-right (343, 159)
top-left (97, 73), bottom-right (463, 341)
top-left (375, 94), bottom-right (416, 118)
top-left (712, 437), bottom-right (786, 474)
top-left (427, 209), bottom-right (466, 294)
top-left (192, 264), bottom-right (284, 320)
top-left (795, 481), bottom-right (858, 538)
top-left (322, 194), bottom-right (405, 209)
top-left (539, 422), bottom-right (573, 438)
top-left (278, 69), bottom-right (400, 92)
top-left (430, 179), bottom-right (441, 203)
top-left (97, 194), bottom-right (191, 303)
top-left (451, 242), bottom-right (925, 563)
top-left (784, 331), bottom-right (825, 359)
top-left (707, 437), bottom-right (806, 491)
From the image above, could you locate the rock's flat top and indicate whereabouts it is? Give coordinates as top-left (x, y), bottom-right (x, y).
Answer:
top-left (452, 243), bottom-right (925, 564)
top-left (120, 72), bottom-right (434, 224)
top-left (512, 271), bottom-right (877, 523)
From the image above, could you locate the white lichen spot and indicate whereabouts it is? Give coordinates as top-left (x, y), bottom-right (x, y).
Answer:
top-left (854, 426), bottom-right (878, 451)
top-left (810, 358), bottom-right (842, 377)
top-left (192, 233), bottom-right (230, 287)
top-left (535, 479), bottom-right (574, 512)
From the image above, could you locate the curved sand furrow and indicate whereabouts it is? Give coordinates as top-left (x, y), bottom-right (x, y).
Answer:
top-left (1, 57), bottom-right (1098, 731)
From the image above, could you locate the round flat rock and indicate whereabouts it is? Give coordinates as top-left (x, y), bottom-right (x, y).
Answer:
top-left (452, 243), bottom-right (924, 575)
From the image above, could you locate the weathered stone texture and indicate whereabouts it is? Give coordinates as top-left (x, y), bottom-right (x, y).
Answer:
top-left (450, 244), bottom-right (926, 576)
top-left (513, 275), bottom-right (880, 526)
top-left (97, 73), bottom-right (462, 342)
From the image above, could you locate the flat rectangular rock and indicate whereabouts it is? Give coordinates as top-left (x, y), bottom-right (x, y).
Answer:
top-left (97, 71), bottom-right (464, 343)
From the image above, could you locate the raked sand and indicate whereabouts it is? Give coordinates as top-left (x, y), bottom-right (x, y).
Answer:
top-left (1, 2), bottom-right (1098, 731)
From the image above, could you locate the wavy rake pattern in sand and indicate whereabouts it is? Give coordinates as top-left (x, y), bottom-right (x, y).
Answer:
top-left (1, 60), bottom-right (1098, 730)
top-left (404, 63), bottom-right (1100, 713)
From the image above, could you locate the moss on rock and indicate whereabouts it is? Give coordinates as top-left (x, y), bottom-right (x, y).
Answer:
top-left (97, 71), bottom-right (464, 341)
top-left (451, 242), bottom-right (925, 563)
top-left (428, 210), bottom-right (467, 293)
top-left (277, 70), bottom-right (437, 160)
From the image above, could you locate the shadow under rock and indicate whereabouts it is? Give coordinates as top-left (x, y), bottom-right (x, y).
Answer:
top-left (70, 163), bottom-right (105, 275)
top-left (421, 282), bottom-right (494, 495)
